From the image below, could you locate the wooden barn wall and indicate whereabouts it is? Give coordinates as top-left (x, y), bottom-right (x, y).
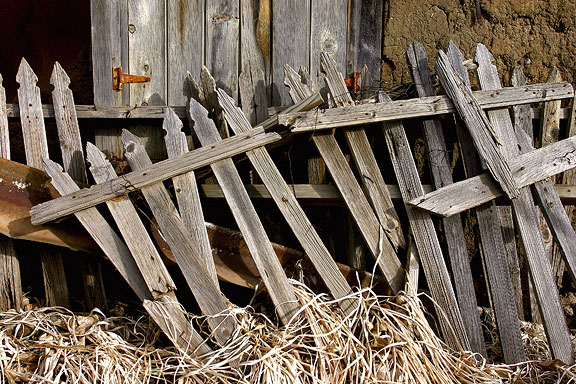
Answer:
top-left (91, 0), bottom-right (383, 158)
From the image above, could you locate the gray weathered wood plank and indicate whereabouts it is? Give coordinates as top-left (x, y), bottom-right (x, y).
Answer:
top-left (515, 127), bottom-right (576, 285)
top-left (511, 67), bottom-right (534, 142)
top-left (86, 143), bottom-right (176, 295)
top-left (167, 0), bottom-right (204, 105)
top-left (475, 43), bottom-right (573, 364)
top-left (31, 128), bottom-right (280, 225)
top-left (4, 102), bottom-right (568, 120)
top-left (51, 62), bottom-right (108, 312)
top-left (407, 42), bottom-right (485, 356)
top-left (284, 66), bottom-right (404, 292)
top-left (42, 159), bottom-right (151, 302)
top-left (446, 41), bottom-right (526, 363)
top-left (51, 62), bottom-right (88, 184)
top-left (91, 0), bottom-right (127, 159)
top-left (86, 143), bottom-right (207, 353)
top-left (163, 108), bottom-right (218, 285)
top-left (435, 50), bottom-right (519, 199)
top-left (197, 182), bottom-right (576, 203)
top-left (217, 89), bottom-right (355, 314)
top-left (239, 62), bottom-right (268, 125)
top-left (347, 0), bottom-right (383, 88)
top-left (0, 73), bottom-right (21, 311)
top-left (539, 67), bottom-right (566, 286)
top-left (310, 0), bottom-right (347, 94)
top-left (18, 58), bottom-right (70, 308)
top-left (408, 135), bottom-right (576, 216)
top-left (189, 97), bottom-right (299, 324)
top-left (281, 82), bottom-right (573, 133)
top-left (240, 0), bottom-right (266, 95)
top-left (379, 91), bottom-right (469, 351)
top-left (122, 130), bottom-right (236, 345)
top-left (272, 0), bottom-right (310, 106)
top-left (321, 52), bottom-right (404, 251)
top-left (206, 0), bottom-right (240, 101)
top-left (122, 130), bottom-right (236, 344)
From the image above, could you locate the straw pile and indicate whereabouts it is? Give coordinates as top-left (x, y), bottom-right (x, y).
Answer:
top-left (1, 281), bottom-right (575, 383)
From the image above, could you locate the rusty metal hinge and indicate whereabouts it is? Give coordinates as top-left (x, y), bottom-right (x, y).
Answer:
top-left (113, 67), bottom-right (150, 91)
top-left (344, 72), bottom-right (361, 93)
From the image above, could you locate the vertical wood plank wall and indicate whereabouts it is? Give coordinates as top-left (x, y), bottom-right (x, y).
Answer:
top-left (92, 0), bottom-right (383, 114)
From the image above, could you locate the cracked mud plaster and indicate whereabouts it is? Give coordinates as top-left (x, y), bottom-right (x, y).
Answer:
top-left (382, 0), bottom-right (576, 87)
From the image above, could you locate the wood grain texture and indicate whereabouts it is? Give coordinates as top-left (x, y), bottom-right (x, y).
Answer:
top-left (189, 97), bottom-right (299, 324)
top-left (86, 142), bottom-right (176, 295)
top-left (497, 206), bottom-right (524, 319)
top-left (240, 0), bottom-right (266, 90)
top-left (122, 130), bottom-right (236, 344)
top-left (321, 52), bottom-right (404, 250)
top-left (310, 0), bottom-right (347, 94)
top-left (282, 82), bottom-right (574, 133)
top-left (90, 0), bottom-right (125, 106)
top-left (198, 182), bottom-right (576, 203)
top-left (284, 66), bottom-right (404, 292)
top-left (51, 62), bottom-right (88, 185)
top-left (167, 0), bottom-right (204, 105)
top-left (407, 42), bottom-right (485, 356)
top-left (239, 62), bottom-right (268, 125)
top-left (163, 108), bottom-right (218, 286)
top-left (539, 67), bottom-right (566, 286)
top-left (0, 75), bottom-right (10, 159)
top-left (379, 91), bottom-right (469, 351)
top-left (17, 58), bottom-right (49, 169)
top-left (87, 142), bottom-right (205, 352)
top-left (218, 89), bottom-right (355, 314)
top-left (0, 237), bottom-right (21, 311)
top-left (206, 0), bottom-right (239, 101)
top-left (272, 0), bottom-right (310, 106)
top-left (514, 123), bottom-right (576, 285)
top-left (436, 50), bottom-right (519, 199)
top-left (18, 58), bottom-right (70, 308)
top-left (448, 43), bottom-right (525, 360)
top-left (511, 67), bottom-right (534, 142)
top-left (51, 62), bottom-right (108, 312)
top-left (127, 0), bottom-right (165, 106)
top-left (408, 135), bottom-right (576, 216)
top-left (475, 43), bottom-right (573, 364)
top-left (4, 103), bottom-right (568, 120)
top-left (347, 0), bottom-right (383, 87)
top-left (43, 159), bottom-right (151, 302)
top-left (91, 0), bottom-right (127, 159)
top-left (31, 128), bottom-right (280, 225)
top-left (0, 73), bottom-right (21, 311)
top-left (561, 96), bottom-right (576, 284)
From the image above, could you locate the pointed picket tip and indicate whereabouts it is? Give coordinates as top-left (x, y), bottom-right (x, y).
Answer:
top-left (85, 142), bottom-right (107, 165)
top-left (16, 58), bottom-right (38, 85)
top-left (511, 66), bottom-right (527, 86)
top-left (43, 157), bottom-right (64, 173)
top-left (217, 88), bottom-right (252, 134)
top-left (163, 107), bottom-right (183, 133)
top-left (50, 61), bottom-right (71, 88)
top-left (548, 66), bottom-right (561, 82)
top-left (446, 41), bottom-right (471, 88)
top-left (121, 129), bottom-right (140, 148)
top-left (475, 43), bottom-right (495, 63)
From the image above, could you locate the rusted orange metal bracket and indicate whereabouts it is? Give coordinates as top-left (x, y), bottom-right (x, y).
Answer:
top-left (112, 67), bottom-right (150, 91)
top-left (344, 72), bottom-right (361, 93)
